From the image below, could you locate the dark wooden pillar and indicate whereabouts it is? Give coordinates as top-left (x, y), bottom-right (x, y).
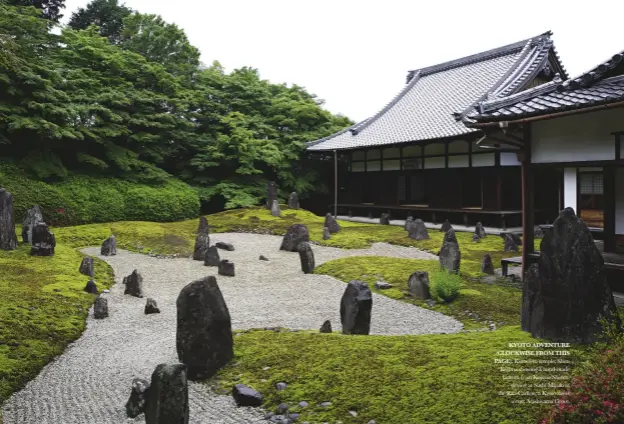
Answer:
top-left (519, 125), bottom-right (534, 279)
top-left (604, 165), bottom-right (616, 253)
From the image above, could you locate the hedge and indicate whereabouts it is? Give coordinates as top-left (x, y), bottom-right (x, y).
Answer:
top-left (0, 162), bottom-right (200, 225)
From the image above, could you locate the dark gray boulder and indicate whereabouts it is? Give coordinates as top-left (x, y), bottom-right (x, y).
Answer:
top-left (0, 188), bottom-right (17, 251)
top-left (232, 384), bottom-right (263, 407)
top-left (439, 230), bottom-right (461, 273)
top-left (204, 246), bottom-right (220, 267)
top-left (215, 241), bottom-right (235, 251)
top-left (271, 200), bottom-right (281, 217)
top-left (404, 216), bottom-right (414, 230)
top-left (481, 254), bottom-right (494, 275)
top-left (176, 276), bottom-right (233, 380)
top-left (31, 222), bottom-right (55, 256)
top-left (322, 227), bottom-right (331, 240)
top-left (192, 233), bottom-right (210, 261)
top-left (472, 233), bottom-right (481, 243)
top-left (279, 224), bottom-right (310, 252)
top-left (197, 216), bottom-right (209, 235)
top-left (84, 279), bottom-right (98, 294)
top-left (298, 242), bottom-right (315, 274)
top-left (408, 218), bottom-right (429, 240)
top-left (521, 207), bottom-right (621, 343)
top-left (101, 235), bottom-right (117, 256)
top-left (288, 192), bottom-right (299, 209)
top-left (218, 259), bottom-right (235, 277)
top-left (259, 255), bottom-right (269, 261)
top-left (340, 280), bottom-right (372, 335)
top-left (79, 257), bottom-right (94, 277)
top-left (474, 222), bottom-right (486, 239)
top-left (22, 204), bottom-right (43, 244)
top-left (125, 378), bottom-right (150, 418)
top-left (145, 298), bottom-right (160, 314)
top-left (379, 213), bottom-right (390, 225)
top-left (266, 181), bottom-right (278, 209)
top-left (145, 363), bottom-right (189, 424)
top-left (324, 213), bottom-right (341, 234)
top-left (319, 320), bottom-right (332, 333)
top-left (504, 234), bottom-right (518, 252)
top-left (93, 295), bottom-right (108, 319)
top-left (440, 219), bottom-right (452, 233)
top-left (124, 270), bottom-right (144, 298)
top-left (407, 271), bottom-right (430, 299)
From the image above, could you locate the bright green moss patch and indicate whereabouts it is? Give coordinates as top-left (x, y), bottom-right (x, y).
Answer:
top-left (315, 256), bottom-right (522, 329)
top-left (215, 328), bottom-right (583, 424)
top-left (0, 242), bottom-right (113, 403)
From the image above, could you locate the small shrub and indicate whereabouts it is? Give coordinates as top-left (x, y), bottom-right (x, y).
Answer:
top-left (431, 269), bottom-right (462, 302)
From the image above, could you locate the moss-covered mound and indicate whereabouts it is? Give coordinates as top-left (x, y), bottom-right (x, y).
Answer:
top-left (214, 328), bottom-right (583, 424)
top-left (0, 243), bottom-right (113, 402)
top-left (0, 161), bottom-right (200, 226)
top-left (315, 256), bottom-right (522, 329)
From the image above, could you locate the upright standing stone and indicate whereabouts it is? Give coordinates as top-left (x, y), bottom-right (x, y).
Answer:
top-left (288, 192), bottom-right (300, 209)
top-left (124, 270), bottom-right (144, 298)
top-left (319, 320), bottom-right (332, 333)
top-left (379, 213), bottom-right (390, 225)
top-left (93, 295), bottom-right (108, 319)
top-left (197, 216), bottom-right (209, 234)
top-left (474, 222), bottom-right (487, 239)
top-left (204, 246), bottom-right (220, 266)
top-left (0, 188), bottom-right (17, 251)
top-left (408, 218), bottom-right (430, 240)
top-left (324, 213), bottom-right (341, 234)
top-left (481, 254), bottom-right (494, 275)
top-left (266, 181), bottom-right (277, 209)
top-left (322, 227), bottom-right (331, 240)
top-left (279, 224), bottom-right (310, 252)
top-left (145, 363), bottom-right (189, 424)
top-left (340, 280), bottom-right (372, 335)
top-left (176, 276), bottom-right (233, 380)
top-left (22, 204), bottom-right (43, 244)
top-left (31, 222), bottom-right (56, 256)
top-left (440, 219), bottom-right (452, 233)
top-left (125, 378), bottom-right (150, 418)
top-left (218, 259), bottom-right (235, 277)
top-left (504, 234), bottom-right (518, 252)
top-left (270, 200), bottom-right (281, 217)
top-left (101, 235), bottom-right (117, 256)
top-left (298, 242), bottom-right (315, 274)
top-left (522, 207), bottom-right (621, 343)
top-left (407, 271), bottom-right (430, 299)
top-left (84, 279), bottom-right (98, 294)
top-left (439, 229), bottom-right (461, 273)
top-left (79, 257), bottom-right (94, 277)
top-left (145, 298), bottom-right (160, 314)
top-left (404, 216), bottom-right (414, 231)
top-left (193, 233), bottom-right (210, 261)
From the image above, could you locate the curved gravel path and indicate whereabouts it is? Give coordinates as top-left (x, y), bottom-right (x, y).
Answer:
top-left (1, 233), bottom-right (462, 424)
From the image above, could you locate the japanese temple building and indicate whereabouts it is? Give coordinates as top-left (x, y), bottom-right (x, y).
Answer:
top-left (307, 31), bottom-right (567, 229)
top-left (466, 48), bottom-right (624, 279)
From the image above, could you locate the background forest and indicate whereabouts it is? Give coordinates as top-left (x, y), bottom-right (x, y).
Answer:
top-left (0, 0), bottom-right (351, 222)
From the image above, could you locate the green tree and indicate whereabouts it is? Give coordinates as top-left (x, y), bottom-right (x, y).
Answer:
top-left (120, 13), bottom-right (200, 79)
top-left (68, 0), bottom-right (132, 44)
top-left (5, 0), bottom-right (65, 22)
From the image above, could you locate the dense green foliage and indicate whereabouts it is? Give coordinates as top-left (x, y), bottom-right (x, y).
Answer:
top-left (430, 269), bottom-right (462, 302)
top-left (5, 0), bottom-right (65, 22)
top-left (0, 3), bottom-right (351, 209)
top-left (0, 161), bottom-right (199, 225)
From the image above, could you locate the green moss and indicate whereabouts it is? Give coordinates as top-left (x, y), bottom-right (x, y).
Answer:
top-left (0, 242), bottom-right (114, 403)
top-left (214, 328), bottom-right (585, 424)
top-left (314, 256), bottom-right (522, 329)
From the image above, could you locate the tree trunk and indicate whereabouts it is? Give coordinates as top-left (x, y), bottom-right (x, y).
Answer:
top-left (0, 188), bottom-right (18, 250)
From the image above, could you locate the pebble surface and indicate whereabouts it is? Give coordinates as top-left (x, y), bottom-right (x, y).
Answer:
top-left (1, 233), bottom-right (462, 424)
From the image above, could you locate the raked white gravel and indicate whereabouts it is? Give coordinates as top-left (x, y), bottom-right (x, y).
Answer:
top-left (1, 233), bottom-right (462, 424)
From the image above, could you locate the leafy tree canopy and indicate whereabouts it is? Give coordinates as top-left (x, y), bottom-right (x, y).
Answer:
top-left (68, 0), bottom-right (132, 44)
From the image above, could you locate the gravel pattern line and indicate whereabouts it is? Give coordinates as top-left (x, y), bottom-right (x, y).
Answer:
top-left (2, 233), bottom-right (461, 424)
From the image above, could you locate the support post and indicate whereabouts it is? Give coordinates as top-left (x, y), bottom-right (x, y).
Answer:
top-left (520, 125), bottom-right (534, 280)
top-left (334, 150), bottom-right (338, 218)
top-left (604, 165), bottom-right (616, 253)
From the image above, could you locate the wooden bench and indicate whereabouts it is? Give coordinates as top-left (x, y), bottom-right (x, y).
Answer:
top-left (501, 257), bottom-right (522, 277)
top-left (331, 203), bottom-right (523, 230)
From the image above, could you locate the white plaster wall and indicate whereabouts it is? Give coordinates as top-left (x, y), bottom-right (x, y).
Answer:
top-left (531, 108), bottom-right (623, 163)
top-left (448, 155), bottom-right (469, 168)
top-left (472, 153), bottom-right (495, 167)
top-left (563, 168), bottom-right (577, 210)
top-left (424, 157), bottom-right (445, 169)
top-left (500, 152), bottom-right (521, 166)
top-left (616, 167), bottom-right (624, 235)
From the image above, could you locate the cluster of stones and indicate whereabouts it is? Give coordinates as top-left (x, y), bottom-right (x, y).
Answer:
top-left (521, 207), bottom-right (621, 343)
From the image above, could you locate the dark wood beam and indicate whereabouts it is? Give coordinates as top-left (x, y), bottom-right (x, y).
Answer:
top-left (604, 165), bottom-right (616, 253)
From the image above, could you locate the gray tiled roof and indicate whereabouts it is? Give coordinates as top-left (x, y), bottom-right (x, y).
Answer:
top-left (471, 51), bottom-right (624, 122)
top-left (307, 32), bottom-right (566, 151)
